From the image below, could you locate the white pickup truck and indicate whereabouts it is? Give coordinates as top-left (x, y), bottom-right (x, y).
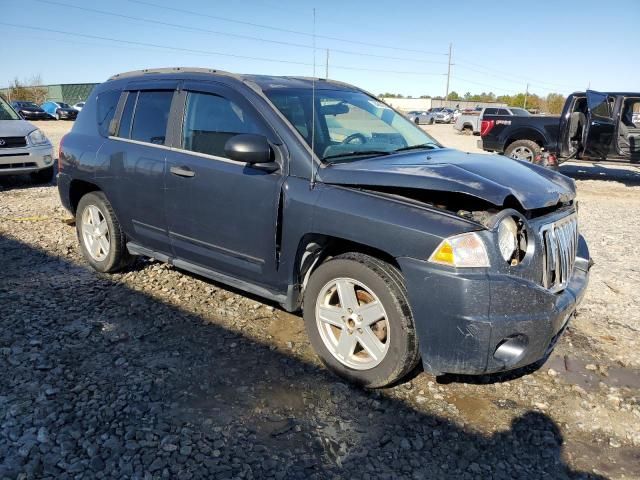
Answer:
top-left (454, 106), bottom-right (531, 134)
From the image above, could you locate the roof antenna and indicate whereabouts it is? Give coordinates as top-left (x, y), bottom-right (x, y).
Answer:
top-left (310, 7), bottom-right (317, 190)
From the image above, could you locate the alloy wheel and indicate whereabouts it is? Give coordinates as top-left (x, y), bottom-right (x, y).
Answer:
top-left (315, 277), bottom-right (390, 370)
top-left (81, 205), bottom-right (110, 262)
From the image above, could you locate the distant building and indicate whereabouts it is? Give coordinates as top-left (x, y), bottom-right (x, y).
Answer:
top-left (0, 83), bottom-right (98, 104)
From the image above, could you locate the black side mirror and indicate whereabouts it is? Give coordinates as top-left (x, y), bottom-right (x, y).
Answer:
top-left (224, 134), bottom-right (273, 165)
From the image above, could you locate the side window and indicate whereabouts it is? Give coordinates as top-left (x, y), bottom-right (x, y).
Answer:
top-left (130, 91), bottom-right (173, 145)
top-left (484, 108), bottom-right (498, 115)
top-left (587, 91), bottom-right (613, 119)
top-left (117, 92), bottom-right (137, 139)
top-left (268, 93), bottom-right (309, 140)
top-left (497, 109), bottom-right (510, 115)
top-left (96, 90), bottom-right (121, 137)
top-left (181, 91), bottom-right (262, 157)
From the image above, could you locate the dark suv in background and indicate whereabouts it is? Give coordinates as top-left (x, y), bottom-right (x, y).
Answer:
top-left (58, 68), bottom-right (590, 387)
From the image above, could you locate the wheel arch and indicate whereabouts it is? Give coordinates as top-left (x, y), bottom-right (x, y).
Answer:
top-left (505, 129), bottom-right (546, 149)
top-left (285, 233), bottom-right (401, 312)
top-left (68, 179), bottom-right (101, 214)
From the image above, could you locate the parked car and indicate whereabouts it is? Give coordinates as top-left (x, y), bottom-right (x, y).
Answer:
top-left (405, 110), bottom-right (435, 125)
top-left (58, 67), bottom-right (590, 387)
top-left (73, 102), bottom-right (86, 111)
top-left (10, 101), bottom-right (52, 121)
top-left (433, 108), bottom-right (455, 124)
top-left (454, 106), bottom-right (530, 135)
top-left (480, 91), bottom-right (640, 164)
top-left (41, 101), bottom-right (78, 120)
top-left (0, 96), bottom-right (55, 182)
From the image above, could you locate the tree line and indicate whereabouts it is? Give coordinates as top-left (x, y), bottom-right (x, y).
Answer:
top-left (0, 76), bottom-right (48, 105)
top-left (379, 91), bottom-right (567, 114)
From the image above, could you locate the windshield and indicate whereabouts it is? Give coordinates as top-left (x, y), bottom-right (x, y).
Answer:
top-left (510, 108), bottom-right (531, 116)
top-left (0, 97), bottom-right (21, 120)
top-left (17, 102), bottom-right (39, 108)
top-left (58, 102), bottom-right (71, 108)
top-left (265, 88), bottom-right (441, 162)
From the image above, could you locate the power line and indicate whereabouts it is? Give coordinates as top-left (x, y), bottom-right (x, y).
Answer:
top-left (31, 0), bottom-right (448, 65)
top-left (455, 59), bottom-right (578, 91)
top-left (0, 22), bottom-right (446, 77)
top-left (128, 0), bottom-right (448, 56)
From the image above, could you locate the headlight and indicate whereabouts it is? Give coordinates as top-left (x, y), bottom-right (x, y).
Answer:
top-left (428, 232), bottom-right (490, 268)
top-left (27, 129), bottom-right (49, 146)
top-left (498, 216), bottom-right (518, 262)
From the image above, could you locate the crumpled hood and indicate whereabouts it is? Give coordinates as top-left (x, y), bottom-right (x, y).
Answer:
top-left (0, 119), bottom-right (37, 137)
top-left (317, 148), bottom-right (576, 210)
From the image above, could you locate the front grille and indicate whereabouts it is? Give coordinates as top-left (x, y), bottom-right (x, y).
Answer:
top-left (540, 214), bottom-right (578, 293)
top-left (0, 162), bottom-right (37, 169)
top-left (0, 137), bottom-right (27, 148)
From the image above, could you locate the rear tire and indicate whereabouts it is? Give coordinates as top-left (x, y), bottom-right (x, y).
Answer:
top-left (303, 253), bottom-right (420, 388)
top-left (30, 166), bottom-right (54, 184)
top-left (76, 191), bottom-right (133, 273)
top-left (505, 139), bottom-right (541, 162)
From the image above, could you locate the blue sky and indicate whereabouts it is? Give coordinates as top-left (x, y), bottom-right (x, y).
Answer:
top-left (2, 0), bottom-right (638, 97)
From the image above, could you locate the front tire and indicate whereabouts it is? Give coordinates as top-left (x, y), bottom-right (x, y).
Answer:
top-left (303, 253), bottom-right (420, 388)
top-left (76, 191), bottom-right (133, 273)
top-left (30, 166), bottom-right (54, 184)
top-left (505, 139), bottom-right (541, 162)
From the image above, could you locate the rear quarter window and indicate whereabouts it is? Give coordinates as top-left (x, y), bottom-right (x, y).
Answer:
top-left (96, 90), bottom-right (121, 137)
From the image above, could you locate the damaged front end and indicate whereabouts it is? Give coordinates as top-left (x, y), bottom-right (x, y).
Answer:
top-left (317, 150), bottom-right (590, 375)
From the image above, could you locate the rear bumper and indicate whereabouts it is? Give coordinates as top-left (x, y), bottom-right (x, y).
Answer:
top-left (0, 144), bottom-right (54, 176)
top-left (398, 235), bottom-right (590, 375)
top-left (479, 138), bottom-right (504, 153)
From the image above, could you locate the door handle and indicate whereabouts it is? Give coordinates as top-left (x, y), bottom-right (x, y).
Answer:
top-left (170, 166), bottom-right (195, 178)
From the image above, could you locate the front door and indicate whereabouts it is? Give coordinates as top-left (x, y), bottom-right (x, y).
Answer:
top-left (164, 82), bottom-right (284, 286)
top-left (583, 90), bottom-right (615, 160)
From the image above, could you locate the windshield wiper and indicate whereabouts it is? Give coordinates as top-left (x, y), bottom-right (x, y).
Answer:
top-left (393, 143), bottom-right (439, 153)
top-left (322, 150), bottom-right (393, 161)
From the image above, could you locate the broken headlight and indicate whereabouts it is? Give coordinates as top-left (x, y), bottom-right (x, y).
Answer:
top-left (497, 216), bottom-right (527, 265)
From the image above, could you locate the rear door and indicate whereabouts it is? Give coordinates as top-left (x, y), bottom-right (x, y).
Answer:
top-left (583, 90), bottom-right (615, 160)
top-left (101, 81), bottom-right (177, 253)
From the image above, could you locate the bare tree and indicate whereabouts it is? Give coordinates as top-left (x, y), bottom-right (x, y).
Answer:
top-left (8, 75), bottom-right (48, 104)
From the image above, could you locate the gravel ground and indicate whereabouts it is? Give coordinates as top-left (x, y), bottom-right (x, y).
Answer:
top-left (0, 121), bottom-right (639, 479)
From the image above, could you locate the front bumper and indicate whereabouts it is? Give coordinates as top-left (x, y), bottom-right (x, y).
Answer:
top-left (20, 112), bottom-right (50, 120)
top-left (0, 144), bottom-right (54, 176)
top-left (398, 234), bottom-right (590, 375)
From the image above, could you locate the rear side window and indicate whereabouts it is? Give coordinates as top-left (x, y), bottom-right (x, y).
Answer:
top-left (483, 108), bottom-right (498, 115)
top-left (117, 92), bottom-right (137, 139)
top-left (181, 91), bottom-right (262, 157)
top-left (96, 90), bottom-right (121, 137)
top-left (129, 91), bottom-right (173, 145)
top-left (497, 109), bottom-right (510, 115)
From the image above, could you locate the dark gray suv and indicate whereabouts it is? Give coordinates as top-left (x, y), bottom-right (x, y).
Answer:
top-left (58, 68), bottom-right (590, 387)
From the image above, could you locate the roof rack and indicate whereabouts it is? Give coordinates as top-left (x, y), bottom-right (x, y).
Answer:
top-left (106, 67), bottom-right (237, 81)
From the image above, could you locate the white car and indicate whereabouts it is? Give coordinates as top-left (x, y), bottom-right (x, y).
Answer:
top-left (405, 110), bottom-right (435, 125)
top-left (73, 102), bottom-right (85, 111)
top-left (0, 97), bottom-right (55, 183)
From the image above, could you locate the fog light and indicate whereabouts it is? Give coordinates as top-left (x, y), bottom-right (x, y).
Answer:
top-left (493, 335), bottom-right (528, 366)
top-left (43, 155), bottom-right (53, 165)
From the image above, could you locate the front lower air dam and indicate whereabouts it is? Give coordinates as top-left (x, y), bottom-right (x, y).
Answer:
top-left (493, 335), bottom-right (528, 366)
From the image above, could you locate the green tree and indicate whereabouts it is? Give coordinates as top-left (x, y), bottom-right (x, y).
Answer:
top-left (546, 93), bottom-right (566, 114)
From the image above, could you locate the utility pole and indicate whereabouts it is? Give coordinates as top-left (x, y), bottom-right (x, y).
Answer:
top-left (445, 42), bottom-right (452, 101)
top-left (523, 82), bottom-right (529, 109)
top-left (325, 49), bottom-right (329, 79)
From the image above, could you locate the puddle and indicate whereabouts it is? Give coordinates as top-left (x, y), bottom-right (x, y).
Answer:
top-left (544, 354), bottom-right (640, 392)
top-left (566, 437), bottom-right (640, 479)
top-left (445, 393), bottom-right (503, 429)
